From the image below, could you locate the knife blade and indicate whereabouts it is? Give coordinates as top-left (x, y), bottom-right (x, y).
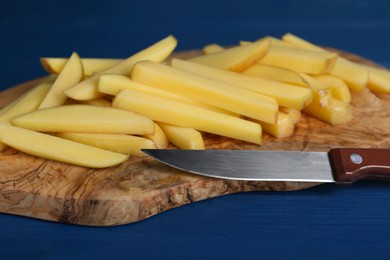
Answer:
top-left (142, 148), bottom-right (390, 184)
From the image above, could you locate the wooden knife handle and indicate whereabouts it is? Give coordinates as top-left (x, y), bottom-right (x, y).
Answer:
top-left (328, 148), bottom-right (390, 184)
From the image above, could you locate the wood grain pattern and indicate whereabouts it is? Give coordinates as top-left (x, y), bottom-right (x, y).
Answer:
top-left (0, 50), bottom-right (389, 226)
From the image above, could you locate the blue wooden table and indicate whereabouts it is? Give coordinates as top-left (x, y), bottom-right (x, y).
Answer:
top-left (1, 0), bottom-right (390, 259)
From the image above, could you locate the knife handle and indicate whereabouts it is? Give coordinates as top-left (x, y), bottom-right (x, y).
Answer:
top-left (329, 148), bottom-right (390, 184)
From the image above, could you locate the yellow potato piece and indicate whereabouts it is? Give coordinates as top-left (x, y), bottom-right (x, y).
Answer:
top-left (132, 61), bottom-right (278, 123)
top-left (143, 123), bottom-right (169, 149)
top-left (242, 63), bottom-right (308, 87)
top-left (65, 35), bottom-right (177, 101)
top-left (113, 89), bottom-right (262, 145)
top-left (282, 33), bottom-right (368, 91)
top-left (39, 52), bottom-right (84, 109)
top-left (76, 98), bottom-right (112, 107)
top-left (359, 65), bottom-right (390, 94)
top-left (299, 74), bottom-right (332, 107)
top-left (313, 75), bottom-right (351, 104)
top-left (280, 107), bottom-right (301, 124)
top-left (0, 83), bottom-right (51, 121)
top-left (170, 58), bottom-right (312, 110)
top-left (189, 38), bottom-right (270, 72)
top-left (98, 74), bottom-right (239, 117)
top-left (254, 111), bottom-right (295, 138)
top-left (303, 98), bottom-right (353, 125)
top-left (159, 123), bottom-right (205, 150)
top-left (0, 124), bottom-right (128, 168)
top-left (57, 132), bottom-right (156, 156)
top-left (260, 45), bottom-right (337, 74)
top-left (201, 43), bottom-right (308, 87)
top-left (12, 104), bottom-right (154, 135)
top-left (202, 43), bottom-right (224, 54)
top-left (241, 37), bottom-right (296, 49)
top-left (40, 58), bottom-right (121, 75)
top-left (330, 59), bottom-right (368, 91)
top-left (282, 33), bottom-right (323, 51)
top-left (0, 83), bottom-right (51, 151)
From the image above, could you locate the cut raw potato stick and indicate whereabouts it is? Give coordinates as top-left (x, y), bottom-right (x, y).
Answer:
top-left (65, 35), bottom-right (177, 101)
top-left (170, 58), bottom-right (312, 110)
top-left (253, 111), bottom-right (295, 138)
top-left (330, 59), bottom-right (369, 91)
top-left (242, 63), bottom-right (308, 87)
top-left (281, 33), bottom-right (324, 51)
top-left (303, 98), bottom-right (353, 125)
top-left (280, 107), bottom-right (301, 124)
top-left (158, 123), bottom-right (205, 150)
top-left (143, 123), bottom-right (169, 149)
top-left (203, 44), bottom-right (309, 87)
top-left (241, 37), bottom-right (296, 49)
top-left (132, 61), bottom-right (279, 124)
top-left (189, 38), bottom-right (270, 72)
top-left (299, 74), bottom-right (332, 107)
top-left (0, 82), bottom-right (52, 151)
top-left (41, 58), bottom-right (122, 75)
top-left (202, 43), bottom-right (224, 54)
top-left (38, 52), bottom-right (84, 109)
top-left (358, 65), bottom-right (390, 94)
top-left (0, 83), bottom-right (51, 120)
top-left (0, 124), bottom-right (128, 168)
top-left (260, 45), bottom-right (338, 74)
top-left (312, 75), bottom-right (352, 103)
top-left (57, 132), bottom-right (156, 156)
top-left (11, 104), bottom-right (155, 135)
top-left (98, 74), bottom-right (239, 117)
top-left (76, 98), bottom-right (112, 107)
top-left (113, 89), bottom-right (263, 145)
top-left (282, 33), bottom-right (368, 91)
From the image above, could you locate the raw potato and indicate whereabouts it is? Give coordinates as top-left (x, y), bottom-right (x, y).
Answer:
top-left (313, 75), bottom-right (351, 103)
top-left (201, 44), bottom-right (308, 87)
top-left (171, 58), bottom-right (312, 110)
top-left (254, 111), bottom-right (295, 138)
top-left (303, 98), bottom-right (352, 125)
top-left (56, 132), bottom-right (157, 156)
top-left (38, 52), bottom-right (84, 109)
top-left (300, 74), bottom-right (332, 107)
top-left (282, 33), bottom-right (368, 91)
top-left (113, 89), bottom-right (263, 145)
top-left (132, 61), bottom-right (279, 124)
top-left (189, 38), bottom-right (270, 72)
top-left (65, 35), bottom-right (177, 101)
top-left (242, 63), bottom-right (308, 87)
top-left (4, 32), bottom-right (385, 169)
top-left (0, 83), bottom-right (51, 122)
top-left (98, 74), bottom-right (239, 116)
top-left (257, 36), bottom-right (298, 48)
top-left (280, 107), bottom-right (301, 124)
top-left (76, 98), bottom-right (112, 107)
top-left (0, 124), bottom-right (128, 168)
top-left (202, 43), bottom-right (224, 54)
top-left (143, 123), bottom-right (170, 149)
top-left (260, 45), bottom-right (338, 74)
top-left (0, 83), bottom-right (52, 151)
top-left (40, 58), bottom-right (121, 75)
top-left (12, 104), bottom-right (155, 135)
top-left (159, 123), bottom-right (205, 150)
top-left (359, 65), bottom-right (390, 93)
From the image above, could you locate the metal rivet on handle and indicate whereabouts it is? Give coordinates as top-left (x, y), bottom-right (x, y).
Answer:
top-left (350, 153), bottom-right (363, 164)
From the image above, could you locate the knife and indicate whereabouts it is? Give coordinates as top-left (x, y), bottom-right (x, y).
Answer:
top-left (142, 148), bottom-right (390, 184)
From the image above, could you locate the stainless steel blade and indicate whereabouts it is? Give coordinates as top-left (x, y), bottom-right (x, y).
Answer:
top-left (142, 149), bottom-right (335, 183)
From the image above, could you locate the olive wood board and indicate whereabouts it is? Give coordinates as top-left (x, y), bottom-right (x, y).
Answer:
top-left (0, 49), bottom-right (389, 226)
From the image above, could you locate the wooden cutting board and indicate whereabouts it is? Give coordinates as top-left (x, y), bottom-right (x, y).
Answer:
top-left (0, 50), bottom-right (389, 226)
